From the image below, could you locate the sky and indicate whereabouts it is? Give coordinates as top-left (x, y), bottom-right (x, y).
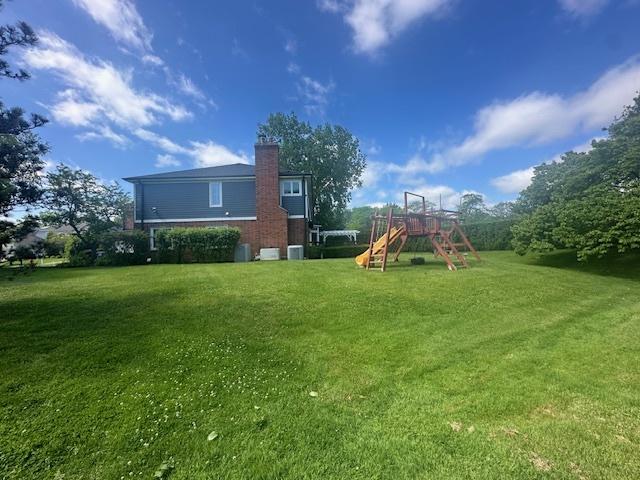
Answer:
top-left (2, 0), bottom-right (640, 215)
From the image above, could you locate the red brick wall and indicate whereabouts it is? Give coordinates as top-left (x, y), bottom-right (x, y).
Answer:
top-left (255, 142), bottom-right (289, 257)
top-left (287, 218), bottom-right (307, 248)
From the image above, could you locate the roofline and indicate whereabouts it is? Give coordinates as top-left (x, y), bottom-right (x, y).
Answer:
top-left (123, 171), bottom-right (312, 183)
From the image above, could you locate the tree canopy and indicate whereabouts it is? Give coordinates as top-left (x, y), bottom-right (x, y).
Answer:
top-left (40, 165), bottom-right (131, 249)
top-left (257, 112), bottom-right (366, 229)
top-left (1, 7), bottom-right (46, 247)
top-left (0, 103), bottom-right (48, 217)
top-left (512, 95), bottom-right (640, 260)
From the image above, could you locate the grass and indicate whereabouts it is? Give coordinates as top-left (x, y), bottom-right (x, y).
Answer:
top-left (1, 251), bottom-right (639, 479)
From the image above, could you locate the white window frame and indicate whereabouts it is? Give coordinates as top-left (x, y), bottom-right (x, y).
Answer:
top-left (281, 179), bottom-right (302, 197)
top-left (209, 181), bottom-right (223, 207)
top-left (150, 227), bottom-right (171, 251)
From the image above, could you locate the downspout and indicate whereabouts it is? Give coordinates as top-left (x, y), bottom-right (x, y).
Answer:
top-left (139, 181), bottom-right (145, 231)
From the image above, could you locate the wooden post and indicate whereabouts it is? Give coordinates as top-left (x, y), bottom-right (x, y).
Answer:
top-left (381, 207), bottom-right (394, 272)
top-left (453, 222), bottom-right (481, 261)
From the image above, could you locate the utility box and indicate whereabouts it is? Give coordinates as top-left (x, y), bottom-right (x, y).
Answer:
top-left (287, 245), bottom-right (304, 260)
top-left (260, 248), bottom-right (280, 261)
top-left (234, 243), bottom-right (251, 262)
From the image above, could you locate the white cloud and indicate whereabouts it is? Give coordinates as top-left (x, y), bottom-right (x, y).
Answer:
top-left (142, 54), bottom-right (164, 66)
top-left (133, 128), bottom-right (189, 154)
top-left (155, 154), bottom-right (181, 168)
top-left (76, 125), bottom-right (130, 148)
top-left (134, 128), bottom-right (248, 167)
top-left (284, 38), bottom-right (297, 54)
top-left (490, 167), bottom-right (536, 195)
top-left (319, 0), bottom-right (452, 54)
top-left (48, 89), bottom-right (101, 126)
top-left (287, 64), bottom-right (335, 116)
top-left (70, 0), bottom-right (152, 51)
top-left (416, 57), bottom-right (640, 173)
top-left (360, 161), bottom-right (383, 188)
top-left (190, 141), bottom-right (249, 167)
top-left (490, 137), bottom-right (605, 194)
top-left (558, 0), bottom-right (609, 17)
top-left (394, 183), bottom-right (471, 210)
top-left (172, 73), bottom-right (217, 109)
top-left (317, 0), bottom-right (343, 13)
top-left (23, 32), bottom-right (191, 128)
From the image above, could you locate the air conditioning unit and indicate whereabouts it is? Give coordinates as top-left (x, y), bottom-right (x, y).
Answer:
top-left (234, 243), bottom-right (251, 262)
top-left (260, 248), bottom-right (280, 261)
top-left (287, 245), bottom-right (304, 260)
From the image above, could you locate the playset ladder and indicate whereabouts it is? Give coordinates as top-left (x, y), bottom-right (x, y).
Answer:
top-left (366, 208), bottom-right (394, 271)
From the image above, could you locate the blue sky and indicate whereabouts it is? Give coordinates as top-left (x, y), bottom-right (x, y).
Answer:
top-left (2, 0), bottom-right (640, 214)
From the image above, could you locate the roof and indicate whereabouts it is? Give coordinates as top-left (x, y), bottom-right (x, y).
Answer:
top-left (123, 163), bottom-right (308, 182)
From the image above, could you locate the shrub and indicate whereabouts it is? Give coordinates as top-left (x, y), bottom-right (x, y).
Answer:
top-left (64, 235), bottom-right (95, 267)
top-left (156, 227), bottom-right (241, 263)
top-left (97, 230), bottom-right (150, 266)
top-left (457, 220), bottom-right (515, 251)
top-left (44, 232), bottom-right (68, 257)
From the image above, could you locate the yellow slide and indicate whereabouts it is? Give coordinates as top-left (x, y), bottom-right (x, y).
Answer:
top-left (355, 227), bottom-right (405, 266)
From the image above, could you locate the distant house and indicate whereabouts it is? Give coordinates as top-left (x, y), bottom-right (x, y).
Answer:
top-left (123, 140), bottom-right (312, 257)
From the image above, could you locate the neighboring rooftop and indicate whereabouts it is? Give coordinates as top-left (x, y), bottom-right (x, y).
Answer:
top-left (123, 163), bottom-right (308, 182)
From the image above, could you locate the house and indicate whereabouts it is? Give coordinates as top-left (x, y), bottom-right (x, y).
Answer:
top-left (123, 140), bottom-right (312, 257)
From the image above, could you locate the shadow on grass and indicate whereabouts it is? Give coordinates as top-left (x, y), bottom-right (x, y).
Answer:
top-left (379, 252), bottom-right (482, 272)
top-left (519, 250), bottom-right (640, 281)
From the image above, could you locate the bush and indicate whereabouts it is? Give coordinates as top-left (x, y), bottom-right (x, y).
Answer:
top-left (97, 230), bottom-right (150, 266)
top-left (308, 244), bottom-right (370, 259)
top-left (44, 232), bottom-right (68, 257)
top-left (64, 235), bottom-right (95, 267)
top-left (156, 227), bottom-right (241, 263)
top-left (457, 220), bottom-right (515, 251)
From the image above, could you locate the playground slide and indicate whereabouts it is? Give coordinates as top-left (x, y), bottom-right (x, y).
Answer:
top-left (355, 227), bottom-right (404, 266)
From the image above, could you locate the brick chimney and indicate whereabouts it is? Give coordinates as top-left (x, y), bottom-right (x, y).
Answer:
top-left (255, 139), bottom-right (288, 256)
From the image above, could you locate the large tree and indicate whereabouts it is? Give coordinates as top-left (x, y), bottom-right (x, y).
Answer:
top-left (512, 96), bottom-right (640, 260)
top-left (40, 165), bottom-right (131, 250)
top-left (257, 112), bottom-right (366, 229)
top-left (0, 103), bottom-right (48, 216)
top-left (1, 2), bottom-right (46, 244)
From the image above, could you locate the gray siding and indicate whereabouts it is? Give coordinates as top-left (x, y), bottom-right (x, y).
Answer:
top-left (136, 180), bottom-right (256, 220)
top-left (281, 195), bottom-right (305, 216)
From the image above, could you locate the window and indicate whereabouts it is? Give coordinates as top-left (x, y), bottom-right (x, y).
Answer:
top-left (150, 228), bottom-right (170, 251)
top-left (281, 179), bottom-right (302, 197)
top-left (209, 181), bottom-right (222, 207)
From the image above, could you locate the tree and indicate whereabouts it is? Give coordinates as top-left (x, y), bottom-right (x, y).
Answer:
top-left (406, 199), bottom-right (436, 213)
top-left (512, 95), bottom-right (640, 260)
top-left (257, 112), bottom-right (366, 229)
top-left (459, 193), bottom-right (488, 222)
top-left (1, 5), bottom-right (45, 245)
top-left (0, 0), bottom-right (38, 80)
top-left (344, 206), bottom-right (374, 239)
top-left (1, 103), bottom-right (48, 215)
top-left (489, 201), bottom-right (516, 219)
top-left (0, 213), bottom-right (38, 254)
top-left (40, 165), bottom-right (131, 254)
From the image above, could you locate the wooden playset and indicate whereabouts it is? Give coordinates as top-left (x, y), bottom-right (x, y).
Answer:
top-left (355, 192), bottom-right (480, 272)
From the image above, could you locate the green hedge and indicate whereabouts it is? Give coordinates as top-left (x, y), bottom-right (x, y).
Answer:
top-left (97, 230), bottom-right (150, 266)
top-left (156, 227), bottom-right (240, 263)
top-left (458, 220), bottom-right (515, 251)
top-left (308, 244), bottom-right (370, 259)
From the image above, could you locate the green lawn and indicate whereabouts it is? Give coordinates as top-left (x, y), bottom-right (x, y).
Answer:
top-left (1, 252), bottom-right (639, 479)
